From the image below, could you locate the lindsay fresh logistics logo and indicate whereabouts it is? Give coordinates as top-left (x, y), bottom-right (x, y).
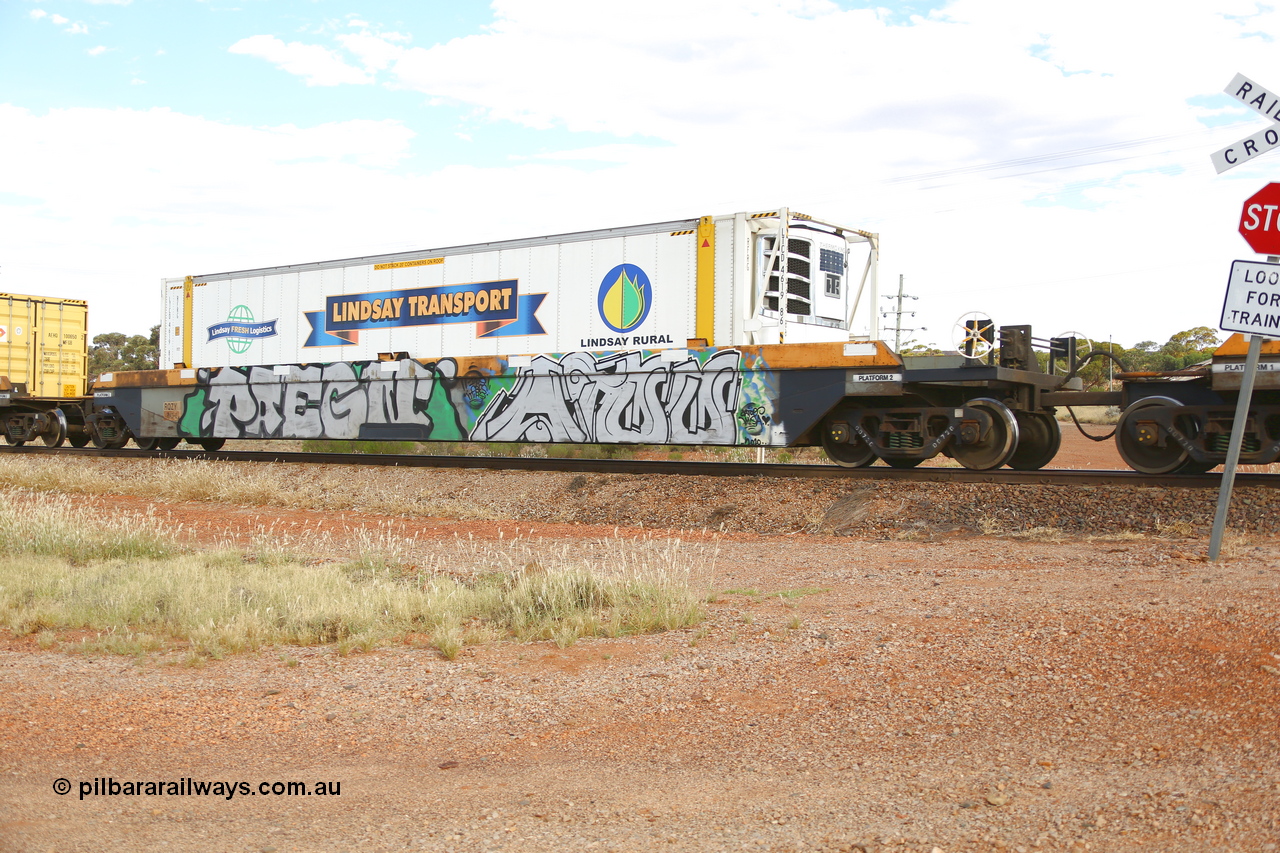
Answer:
top-left (584, 264), bottom-right (672, 348)
top-left (207, 305), bottom-right (279, 354)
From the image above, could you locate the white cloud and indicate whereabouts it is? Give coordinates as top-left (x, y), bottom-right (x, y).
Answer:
top-left (37, 12), bottom-right (89, 34)
top-left (9, 0), bottom-right (1280, 346)
top-left (228, 35), bottom-right (372, 86)
top-left (87, 45), bottom-right (107, 56)
top-left (336, 32), bottom-right (405, 72)
top-left (0, 105), bottom-right (423, 335)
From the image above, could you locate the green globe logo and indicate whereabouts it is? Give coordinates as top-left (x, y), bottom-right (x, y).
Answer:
top-left (227, 305), bottom-right (255, 354)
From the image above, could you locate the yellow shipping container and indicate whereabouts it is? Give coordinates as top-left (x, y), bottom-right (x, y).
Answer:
top-left (0, 293), bottom-right (89, 398)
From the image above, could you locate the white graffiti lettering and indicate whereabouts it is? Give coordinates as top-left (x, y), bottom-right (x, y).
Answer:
top-left (195, 360), bottom-right (459, 440)
top-left (472, 350), bottom-right (743, 444)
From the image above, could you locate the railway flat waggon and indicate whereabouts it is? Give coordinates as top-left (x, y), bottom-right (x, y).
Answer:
top-left (4, 209), bottom-right (1279, 474)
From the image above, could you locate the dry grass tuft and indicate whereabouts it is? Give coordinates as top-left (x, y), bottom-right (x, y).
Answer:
top-left (0, 492), bottom-right (710, 659)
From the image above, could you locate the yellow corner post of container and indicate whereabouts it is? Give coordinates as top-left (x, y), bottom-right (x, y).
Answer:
top-left (695, 215), bottom-right (715, 346)
top-left (182, 276), bottom-right (194, 369)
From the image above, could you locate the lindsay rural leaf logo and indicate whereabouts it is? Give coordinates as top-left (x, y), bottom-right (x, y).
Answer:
top-left (597, 264), bottom-right (652, 333)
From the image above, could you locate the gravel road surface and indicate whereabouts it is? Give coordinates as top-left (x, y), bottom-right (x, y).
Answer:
top-left (1, 439), bottom-right (1277, 852)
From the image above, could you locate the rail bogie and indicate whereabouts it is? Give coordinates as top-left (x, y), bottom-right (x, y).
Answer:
top-left (1103, 335), bottom-right (1280, 474)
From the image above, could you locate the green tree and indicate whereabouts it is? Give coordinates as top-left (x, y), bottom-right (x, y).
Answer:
top-left (1159, 326), bottom-right (1220, 368)
top-left (1071, 338), bottom-right (1116, 389)
top-left (899, 342), bottom-right (946, 357)
top-left (1123, 341), bottom-right (1161, 372)
top-left (88, 326), bottom-right (159, 377)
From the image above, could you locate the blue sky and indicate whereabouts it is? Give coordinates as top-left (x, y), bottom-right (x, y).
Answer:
top-left (2, 0), bottom-right (1278, 347)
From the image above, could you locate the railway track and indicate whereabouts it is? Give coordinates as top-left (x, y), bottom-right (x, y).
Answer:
top-left (4, 444), bottom-right (1279, 489)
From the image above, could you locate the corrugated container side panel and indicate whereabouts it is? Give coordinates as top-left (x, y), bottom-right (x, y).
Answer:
top-left (713, 216), bottom-right (740, 347)
top-left (261, 271), bottom-right (289, 364)
top-left (473, 244), bottom-right (550, 358)
top-left (42, 300), bottom-right (88, 397)
top-left (0, 294), bottom-right (87, 396)
top-left (293, 270), bottom-right (322, 361)
top-left (161, 278), bottom-right (185, 368)
top-left (459, 250), bottom-right (499, 358)
top-left (377, 261), bottom-right (425, 359)
top-left (711, 217), bottom-right (733, 347)
top-left (0, 295), bottom-right (33, 387)
top-left (653, 230), bottom-right (695, 346)
top-left (421, 259), bottom-right (449, 358)
top-left (318, 267), bottom-right (354, 361)
top-left (189, 281), bottom-right (215, 367)
top-left (555, 239), bottom-right (598, 348)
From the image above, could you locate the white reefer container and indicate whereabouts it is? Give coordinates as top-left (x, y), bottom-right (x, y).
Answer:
top-left (161, 209), bottom-right (879, 369)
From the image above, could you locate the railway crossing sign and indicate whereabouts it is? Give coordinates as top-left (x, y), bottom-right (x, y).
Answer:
top-left (1211, 75), bottom-right (1280, 558)
top-left (1239, 183), bottom-right (1280, 254)
top-left (1212, 73), bottom-right (1280, 173)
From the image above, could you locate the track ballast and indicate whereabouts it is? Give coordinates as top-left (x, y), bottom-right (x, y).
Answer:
top-left (3, 444), bottom-right (1278, 489)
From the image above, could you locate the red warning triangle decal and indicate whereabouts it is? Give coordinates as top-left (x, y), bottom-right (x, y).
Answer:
top-left (701, 239), bottom-right (710, 248)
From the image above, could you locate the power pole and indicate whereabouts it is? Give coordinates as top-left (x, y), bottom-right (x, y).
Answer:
top-left (881, 275), bottom-right (924, 349)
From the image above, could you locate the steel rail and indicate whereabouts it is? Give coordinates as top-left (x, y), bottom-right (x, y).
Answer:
top-left (3, 444), bottom-right (1279, 488)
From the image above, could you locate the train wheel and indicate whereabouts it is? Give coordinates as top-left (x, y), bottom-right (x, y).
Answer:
top-left (3, 433), bottom-right (24, 447)
top-left (66, 421), bottom-right (92, 447)
top-left (821, 421), bottom-right (876, 468)
top-left (952, 398), bottom-right (1019, 470)
top-left (1115, 396), bottom-right (1187, 475)
top-left (195, 438), bottom-right (226, 452)
top-left (156, 437), bottom-right (182, 451)
top-left (1007, 412), bottom-right (1061, 471)
top-left (40, 409), bottom-right (68, 447)
top-left (134, 437), bottom-right (159, 450)
top-left (91, 429), bottom-right (130, 450)
top-left (882, 456), bottom-right (923, 469)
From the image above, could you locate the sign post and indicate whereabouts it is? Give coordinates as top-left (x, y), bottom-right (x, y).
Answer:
top-left (1208, 332), bottom-right (1263, 561)
top-left (1209, 251), bottom-right (1278, 560)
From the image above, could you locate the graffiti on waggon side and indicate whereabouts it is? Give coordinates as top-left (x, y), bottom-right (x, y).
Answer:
top-left (472, 350), bottom-right (743, 444)
top-left (184, 360), bottom-right (468, 441)
top-left (177, 349), bottom-right (772, 445)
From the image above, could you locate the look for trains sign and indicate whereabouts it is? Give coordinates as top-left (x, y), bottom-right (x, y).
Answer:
top-left (1221, 259), bottom-right (1280, 336)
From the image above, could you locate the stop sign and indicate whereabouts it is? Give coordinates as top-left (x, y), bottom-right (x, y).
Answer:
top-left (1239, 183), bottom-right (1280, 254)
